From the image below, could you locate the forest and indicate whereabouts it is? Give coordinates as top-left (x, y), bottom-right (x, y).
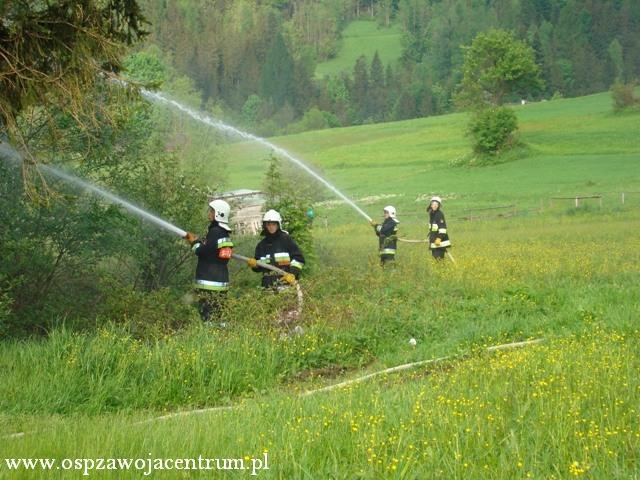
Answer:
top-left (134, 0), bottom-right (640, 134)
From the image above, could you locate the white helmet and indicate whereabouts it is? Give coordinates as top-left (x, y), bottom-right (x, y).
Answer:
top-left (430, 196), bottom-right (442, 205)
top-left (208, 199), bottom-right (231, 230)
top-left (383, 205), bottom-right (397, 218)
top-left (262, 209), bottom-right (282, 228)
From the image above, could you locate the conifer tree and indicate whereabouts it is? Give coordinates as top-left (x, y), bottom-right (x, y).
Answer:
top-left (260, 33), bottom-right (295, 108)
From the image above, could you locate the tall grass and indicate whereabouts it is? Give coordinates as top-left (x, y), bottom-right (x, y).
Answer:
top-left (2, 330), bottom-right (638, 478)
top-left (1, 209), bottom-right (638, 415)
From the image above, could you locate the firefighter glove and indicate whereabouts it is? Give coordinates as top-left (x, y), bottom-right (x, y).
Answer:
top-left (434, 237), bottom-right (442, 246)
top-left (247, 258), bottom-right (258, 268)
top-left (282, 273), bottom-right (296, 285)
top-left (185, 232), bottom-right (198, 245)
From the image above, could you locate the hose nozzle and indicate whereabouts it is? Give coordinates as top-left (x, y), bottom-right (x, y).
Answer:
top-left (184, 232), bottom-right (198, 245)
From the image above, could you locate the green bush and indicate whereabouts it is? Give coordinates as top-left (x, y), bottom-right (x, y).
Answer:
top-left (611, 82), bottom-right (639, 112)
top-left (287, 107), bottom-right (341, 134)
top-left (468, 106), bottom-right (518, 154)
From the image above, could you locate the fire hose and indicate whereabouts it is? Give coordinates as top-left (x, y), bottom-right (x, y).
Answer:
top-left (233, 252), bottom-right (304, 318)
top-left (230, 253), bottom-right (303, 315)
top-left (368, 218), bottom-right (456, 263)
top-left (398, 237), bottom-right (456, 263)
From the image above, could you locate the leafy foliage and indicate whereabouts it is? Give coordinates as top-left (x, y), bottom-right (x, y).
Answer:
top-left (0, 0), bottom-right (148, 153)
top-left (457, 29), bottom-right (544, 109)
top-left (468, 106), bottom-right (518, 155)
top-left (611, 82), bottom-right (640, 112)
top-left (0, 79), bottom-right (215, 337)
top-left (0, 159), bottom-right (127, 336)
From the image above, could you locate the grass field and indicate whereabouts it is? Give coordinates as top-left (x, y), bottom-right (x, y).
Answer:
top-left (315, 20), bottom-right (403, 79)
top-left (219, 92), bottom-right (640, 225)
top-left (2, 90), bottom-right (640, 478)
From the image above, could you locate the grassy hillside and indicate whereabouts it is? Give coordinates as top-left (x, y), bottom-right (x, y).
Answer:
top-left (218, 91), bottom-right (640, 223)
top-left (315, 20), bottom-right (403, 79)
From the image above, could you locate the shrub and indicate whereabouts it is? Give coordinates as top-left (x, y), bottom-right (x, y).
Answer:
top-left (611, 82), bottom-right (639, 112)
top-left (468, 106), bottom-right (518, 155)
top-left (287, 107), bottom-right (340, 134)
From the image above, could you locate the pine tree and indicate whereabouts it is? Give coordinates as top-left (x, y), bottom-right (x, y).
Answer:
top-left (260, 32), bottom-right (295, 108)
top-left (351, 55), bottom-right (370, 122)
top-left (369, 51), bottom-right (387, 121)
top-left (398, 0), bottom-right (430, 63)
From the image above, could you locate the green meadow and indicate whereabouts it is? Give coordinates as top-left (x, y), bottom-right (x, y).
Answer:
top-left (221, 92), bottom-right (639, 222)
top-left (2, 91), bottom-right (640, 478)
top-left (315, 20), bottom-right (403, 79)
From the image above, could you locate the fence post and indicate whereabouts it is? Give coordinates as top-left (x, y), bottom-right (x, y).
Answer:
top-left (575, 197), bottom-right (579, 208)
top-left (622, 192), bottom-right (625, 205)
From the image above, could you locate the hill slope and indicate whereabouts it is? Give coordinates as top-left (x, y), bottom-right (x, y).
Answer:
top-left (315, 20), bottom-right (403, 79)
top-left (218, 92), bottom-right (640, 222)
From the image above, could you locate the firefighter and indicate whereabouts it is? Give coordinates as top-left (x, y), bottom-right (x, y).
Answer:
top-left (371, 205), bottom-right (399, 266)
top-left (185, 199), bottom-right (233, 323)
top-left (247, 209), bottom-right (305, 289)
top-left (427, 196), bottom-right (451, 260)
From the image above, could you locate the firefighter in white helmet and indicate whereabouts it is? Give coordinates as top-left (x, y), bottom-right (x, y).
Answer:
top-left (427, 196), bottom-right (451, 260)
top-left (370, 205), bottom-right (399, 266)
top-left (247, 209), bottom-right (305, 288)
top-left (184, 199), bottom-right (233, 323)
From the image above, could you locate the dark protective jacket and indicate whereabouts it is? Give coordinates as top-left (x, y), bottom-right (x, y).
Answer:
top-left (253, 229), bottom-right (305, 288)
top-left (193, 221), bottom-right (233, 291)
top-left (374, 217), bottom-right (399, 259)
top-left (428, 209), bottom-right (451, 249)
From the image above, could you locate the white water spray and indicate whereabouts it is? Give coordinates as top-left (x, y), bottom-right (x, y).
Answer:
top-left (141, 89), bottom-right (373, 223)
top-left (0, 142), bottom-right (187, 237)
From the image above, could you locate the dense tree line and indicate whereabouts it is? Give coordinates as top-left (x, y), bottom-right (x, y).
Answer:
top-left (134, 0), bottom-right (640, 133)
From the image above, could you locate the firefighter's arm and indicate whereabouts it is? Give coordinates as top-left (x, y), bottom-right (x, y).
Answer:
top-left (435, 216), bottom-right (447, 242)
top-left (379, 221), bottom-right (396, 237)
top-left (288, 237), bottom-right (305, 278)
top-left (185, 232), bottom-right (199, 245)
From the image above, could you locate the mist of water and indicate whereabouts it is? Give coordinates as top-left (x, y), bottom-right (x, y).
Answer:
top-left (0, 142), bottom-right (187, 238)
top-left (141, 89), bottom-right (373, 223)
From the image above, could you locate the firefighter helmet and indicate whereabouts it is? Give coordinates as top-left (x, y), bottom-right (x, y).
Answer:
top-left (262, 209), bottom-right (282, 228)
top-left (430, 196), bottom-right (442, 205)
top-left (383, 205), bottom-right (397, 218)
top-left (208, 199), bottom-right (231, 231)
